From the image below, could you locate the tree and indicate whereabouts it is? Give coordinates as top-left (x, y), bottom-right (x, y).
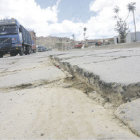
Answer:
top-left (127, 2), bottom-right (136, 42)
top-left (83, 27), bottom-right (87, 47)
top-left (114, 6), bottom-right (128, 43)
top-left (115, 18), bottom-right (128, 43)
top-left (114, 6), bottom-right (119, 14)
top-left (83, 27), bottom-right (87, 40)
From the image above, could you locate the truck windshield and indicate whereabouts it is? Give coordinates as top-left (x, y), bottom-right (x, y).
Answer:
top-left (0, 25), bottom-right (18, 35)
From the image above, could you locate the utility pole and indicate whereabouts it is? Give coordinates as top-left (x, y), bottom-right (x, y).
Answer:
top-left (133, 9), bottom-right (137, 42)
top-left (72, 34), bottom-right (75, 49)
top-left (83, 27), bottom-right (87, 48)
top-left (127, 2), bottom-right (137, 42)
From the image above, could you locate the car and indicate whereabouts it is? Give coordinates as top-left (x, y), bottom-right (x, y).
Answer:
top-left (47, 48), bottom-right (52, 51)
top-left (37, 46), bottom-right (47, 52)
top-left (74, 43), bottom-right (83, 48)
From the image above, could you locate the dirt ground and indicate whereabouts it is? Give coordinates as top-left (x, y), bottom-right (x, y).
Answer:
top-left (0, 52), bottom-right (139, 140)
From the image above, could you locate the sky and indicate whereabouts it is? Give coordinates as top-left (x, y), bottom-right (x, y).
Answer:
top-left (0, 0), bottom-right (140, 40)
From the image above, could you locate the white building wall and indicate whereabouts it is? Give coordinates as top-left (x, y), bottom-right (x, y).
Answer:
top-left (136, 32), bottom-right (140, 42)
top-left (126, 32), bottom-right (140, 43)
top-left (114, 35), bottom-right (121, 44)
top-left (114, 36), bottom-right (117, 45)
top-left (126, 33), bottom-right (131, 43)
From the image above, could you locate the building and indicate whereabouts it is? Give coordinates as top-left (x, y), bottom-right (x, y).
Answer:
top-left (36, 36), bottom-right (73, 50)
top-left (126, 32), bottom-right (140, 43)
top-left (114, 32), bottom-right (140, 44)
top-left (87, 38), bottom-right (114, 47)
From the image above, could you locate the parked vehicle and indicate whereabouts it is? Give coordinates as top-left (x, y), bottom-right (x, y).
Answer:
top-left (37, 46), bottom-right (47, 52)
top-left (74, 42), bottom-right (83, 48)
top-left (47, 48), bottom-right (52, 51)
top-left (95, 41), bottom-right (102, 46)
top-left (0, 18), bottom-right (32, 57)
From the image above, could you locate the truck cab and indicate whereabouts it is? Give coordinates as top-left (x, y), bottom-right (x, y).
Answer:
top-left (0, 18), bottom-right (32, 57)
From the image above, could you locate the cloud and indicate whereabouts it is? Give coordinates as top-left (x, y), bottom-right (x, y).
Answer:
top-left (0, 0), bottom-right (59, 36)
top-left (86, 6), bottom-right (116, 39)
top-left (89, 0), bottom-right (140, 38)
top-left (90, 0), bottom-right (114, 12)
top-left (0, 0), bottom-right (140, 40)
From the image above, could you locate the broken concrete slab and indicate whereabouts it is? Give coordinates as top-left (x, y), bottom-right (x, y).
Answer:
top-left (0, 53), bottom-right (66, 89)
top-left (115, 99), bottom-right (140, 137)
top-left (52, 47), bottom-right (140, 84)
top-left (50, 47), bottom-right (140, 104)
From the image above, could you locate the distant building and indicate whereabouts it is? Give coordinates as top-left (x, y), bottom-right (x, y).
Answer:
top-left (87, 38), bottom-right (114, 47)
top-left (87, 40), bottom-right (96, 46)
top-left (114, 36), bottom-right (121, 44)
top-left (36, 36), bottom-right (72, 50)
top-left (114, 32), bottom-right (140, 44)
top-left (126, 32), bottom-right (140, 43)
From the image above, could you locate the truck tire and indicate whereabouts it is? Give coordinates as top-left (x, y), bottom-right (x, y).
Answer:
top-left (25, 46), bottom-right (31, 55)
top-left (0, 52), bottom-right (3, 58)
top-left (19, 47), bottom-right (24, 56)
top-left (25, 50), bottom-right (28, 55)
top-left (28, 46), bottom-right (32, 54)
top-left (33, 49), bottom-right (36, 53)
top-left (10, 52), bottom-right (17, 56)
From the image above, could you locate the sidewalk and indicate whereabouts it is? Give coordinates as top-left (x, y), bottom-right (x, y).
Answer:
top-left (51, 46), bottom-right (140, 137)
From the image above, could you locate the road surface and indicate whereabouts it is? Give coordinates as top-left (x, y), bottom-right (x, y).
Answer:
top-left (0, 52), bottom-right (139, 140)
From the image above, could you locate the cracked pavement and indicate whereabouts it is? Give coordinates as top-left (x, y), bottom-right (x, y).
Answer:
top-left (0, 51), bottom-right (139, 140)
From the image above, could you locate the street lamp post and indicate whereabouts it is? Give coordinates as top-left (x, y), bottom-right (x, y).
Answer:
top-left (72, 34), bottom-right (75, 49)
top-left (83, 27), bottom-right (87, 48)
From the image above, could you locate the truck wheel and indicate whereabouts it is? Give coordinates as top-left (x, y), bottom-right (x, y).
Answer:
top-left (0, 52), bottom-right (3, 58)
top-left (28, 47), bottom-right (32, 54)
top-left (10, 52), bottom-right (16, 56)
top-left (19, 47), bottom-right (24, 56)
top-left (25, 46), bottom-right (28, 55)
top-left (33, 49), bottom-right (36, 53)
top-left (25, 46), bottom-right (31, 55)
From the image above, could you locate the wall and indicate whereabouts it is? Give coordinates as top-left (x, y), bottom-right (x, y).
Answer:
top-left (126, 32), bottom-right (140, 43)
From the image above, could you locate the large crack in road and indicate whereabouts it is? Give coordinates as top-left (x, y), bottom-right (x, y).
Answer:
top-left (0, 52), bottom-right (139, 140)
